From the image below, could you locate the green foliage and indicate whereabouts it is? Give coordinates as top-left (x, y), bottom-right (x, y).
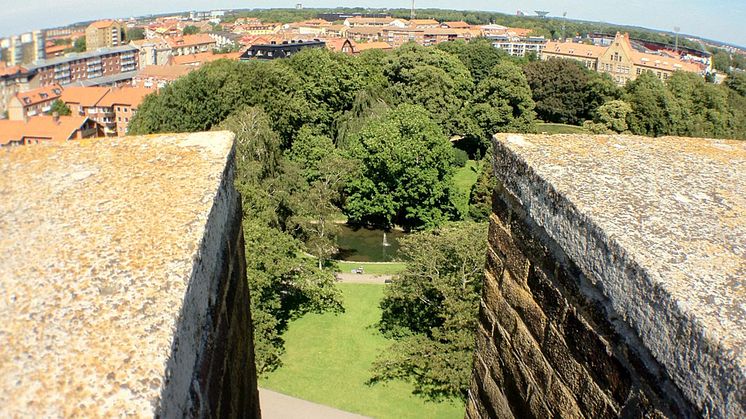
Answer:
top-left (712, 50), bottom-right (731, 72)
top-left (215, 106), bottom-right (281, 181)
top-left (244, 220), bottom-right (343, 374)
top-left (49, 99), bottom-right (71, 116)
top-left (344, 104), bottom-right (457, 230)
top-left (624, 71), bottom-right (682, 137)
top-left (126, 27), bottom-right (145, 41)
top-left (452, 148), bottom-right (469, 167)
top-left (471, 61), bottom-right (537, 139)
top-left (666, 71), bottom-right (732, 138)
top-left (593, 99), bottom-right (633, 133)
top-left (71, 37), bottom-right (86, 52)
top-left (182, 25), bottom-right (200, 35)
top-left (383, 43), bottom-right (475, 138)
top-left (725, 72), bottom-right (746, 97)
top-left (371, 222), bottom-right (488, 400)
top-left (468, 157), bottom-right (496, 221)
top-left (524, 58), bottom-right (620, 125)
top-left (436, 39), bottom-right (506, 85)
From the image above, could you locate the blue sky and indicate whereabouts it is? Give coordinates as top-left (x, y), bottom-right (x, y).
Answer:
top-left (1, 0), bottom-right (744, 46)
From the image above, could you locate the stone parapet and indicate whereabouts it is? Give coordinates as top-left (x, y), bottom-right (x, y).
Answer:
top-left (0, 132), bottom-right (260, 417)
top-left (468, 134), bottom-right (745, 418)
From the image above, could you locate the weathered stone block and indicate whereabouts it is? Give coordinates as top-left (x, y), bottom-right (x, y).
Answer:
top-left (501, 268), bottom-right (547, 342)
top-left (489, 214), bottom-right (530, 283)
top-left (0, 132), bottom-right (260, 418)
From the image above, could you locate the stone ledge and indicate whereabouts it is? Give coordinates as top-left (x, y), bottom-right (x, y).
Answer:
top-left (491, 133), bottom-right (745, 417)
top-left (0, 131), bottom-right (257, 416)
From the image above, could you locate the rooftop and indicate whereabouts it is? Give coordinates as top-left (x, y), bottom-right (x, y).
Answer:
top-left (15, 84), bottom-right (63, 107)
top-left (0, 115), bottom-right (90, 145)
top-left (60, 86), bottom-right (110, 106)
top-left (0, 131), bottom-right (235, 416)
top-left (27, 45), bottom-right (138, 69)
top-left (96, 87), bottom-right (152, 108)
top-left (493, 133), bottom-right (745, 414)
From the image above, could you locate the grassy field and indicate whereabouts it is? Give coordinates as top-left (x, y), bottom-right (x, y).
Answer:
top-left (334, 261), bottom-right (407, 275)
top-left (453, 160), bottom-right (481, 215)
top-left (260, 284), bottom-right (464, 419)
top-left (536, 122), bottom-right (588, 134)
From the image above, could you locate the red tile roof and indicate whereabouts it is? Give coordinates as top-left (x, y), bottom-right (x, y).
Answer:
top-left (16, 85), bottom-right (63, 107)
top-left (0, 116), bottom-right (91, 146)
top-left (166, 34), bottom-right (216, 49)
top-left (97, 87), bottom-right (152, 108)
top-left (60, 87), bottom-right (110, 107)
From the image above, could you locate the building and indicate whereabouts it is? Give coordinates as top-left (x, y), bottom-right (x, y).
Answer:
top-left (60, 86), bottom-right (110, 117)
top-left (166, 34), bottom-right (217, 56)
top-left (29, 45), bottom-right (138, 87)
top-left (0, 114), bottom-right (101, 146)
top-left (171, 51), bottom-right (241, 66)
top-left (541, 32), bottom-right (704, 84)
top-left (325, 38), bottom-right (356, 55)
top-left (130, 38), bottom-right (172, 69)
top-left (208, 32), bottom-right (242, 49)
top-left (239, 40), bottom-right (326, 60)
top-left (94, 87), bottom-right (152, 135)
top-left (1, 31), bottom-right (46, 65)
top-left (85, 20), bottom-right (126, 50)
top-left (7, 84), bottom-right (63, 120)
top-left (132, 64), bottom-right (195, 89)
top-left (441, 21), bottom-right (471, 29)
top-left (354, 41), bottom-right (392, 53)
top-left (408, 19), bottom-right (440, 29)
top-left (488, 34), bottom-right (547, 57)
top-left (0, 64), bottom-right (37, 117)
top-left (343, 17), bottom-right (408, 28)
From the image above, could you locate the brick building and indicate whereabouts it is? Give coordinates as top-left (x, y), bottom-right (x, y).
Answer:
top-left (29, 45), bottom-right (138, 87)
top-left (85, 20), bottom-right (126, 50)
top-left (7, 84), bottom-right (63, 120)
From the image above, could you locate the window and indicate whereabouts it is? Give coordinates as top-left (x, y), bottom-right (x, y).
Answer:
top-left (117, 106), bottom-right (121, 112)
top-left (125, 118), bottom-right (129, 122)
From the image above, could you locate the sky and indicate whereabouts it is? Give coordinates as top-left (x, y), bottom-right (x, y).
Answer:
top-left (0, 0), bottom-right (744, 47)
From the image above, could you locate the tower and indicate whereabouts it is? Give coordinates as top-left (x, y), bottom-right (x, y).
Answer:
top-left (411, 0), bottom-right (416, 20)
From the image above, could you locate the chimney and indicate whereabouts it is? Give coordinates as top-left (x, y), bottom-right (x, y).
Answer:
top-left (52, 111), bottom-right (60, 124)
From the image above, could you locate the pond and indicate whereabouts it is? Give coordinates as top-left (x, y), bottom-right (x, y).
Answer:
top-left (334, 224), bottom-right (406, 262)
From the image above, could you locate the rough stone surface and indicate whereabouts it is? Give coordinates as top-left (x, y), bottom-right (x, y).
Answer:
top-left (468, 133), bottom-right (744, 418)
top-left (0, 132), bottom-right (260, 417)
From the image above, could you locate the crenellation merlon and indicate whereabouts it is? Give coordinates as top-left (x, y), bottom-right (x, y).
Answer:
top-left (490, 133), bottom-right (745, 417)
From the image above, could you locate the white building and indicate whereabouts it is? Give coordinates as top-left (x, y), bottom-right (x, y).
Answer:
top-left (488, 34), bottom-right (547, 57)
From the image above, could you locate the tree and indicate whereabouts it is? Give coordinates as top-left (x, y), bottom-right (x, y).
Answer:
top-left (126, 27), bottom-right (145, 41)
top-left (593, 99), bottom-right (633, 133)
top-left (49, 99), bottom-right (71, 116)
top-left (523, 58), bottom-right (619, 125)
top-left (183, 25), bottom-right (200, 35)
top-left (344, 104), bottom-right (458, 230)
top-left (470, 61), bottom-right (536, 140)
top-left (712, 50), bottom-right (731, 73)
top-left (370, 221), bottom-right (487, 400)
top-left (383, 43), bottom-right (475, 138)
top-left (70, 37), bottom-right (86, 52)
top-left (215, 106), bottom-right (281, 181)
top-left (624, 71), bottom-right (682, 137)
top-left (725, 72), bottom-right (746, 97)
top-left (436, 39), bottom-right (506, 85)
top-left (468, 158), bottom-right (495, 221)
top-left (244, 220), bottom-right (342, 374)
top-left (666, 71), bottom-right (731, 138)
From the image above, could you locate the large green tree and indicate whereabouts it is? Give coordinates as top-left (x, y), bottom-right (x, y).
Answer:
top-left (383, 43), bottom-right (476, 138)
top-left (436, 39), bottom-right (507, 85)
top-left (523, 58), bottom-right (619, 125)
top-left (344, 104), bottom-right (458, 230)
top-left (624, 71), bottom-right (682, 137)
top-left (370, 221), bottom-right (487, 400)
top-left (470, 61), bottom-right (536, 139)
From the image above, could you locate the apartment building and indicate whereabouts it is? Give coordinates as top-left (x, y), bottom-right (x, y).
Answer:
top-left (95, 87), bottom-right (151, 135)
top-left (7, 84), bottom-right (63, 120)
top-left (132, 64), bottom-right (195, 89)
top-left (85, 20), bottom-right (126, 50)
top-left (166, 34), bottom-right (217, 56)
top-left (29, 45), bottom-right (138, 86)
top-left (488, 34), bottom-right (548, 57)
top-left (0, 114), bottom-right (102, 146)
top-left (240, 40), bottom-right (326, 60)
top-left (408, 19), bottom-right (440, 29)
top-left (542, 33), bottom-right (704, 84)
top-left (1, 31), bottom-right (46, 66)
top-left (343, 17), bottom-right (408, 28)
top-left (0, 64), bottom-right (36, 116)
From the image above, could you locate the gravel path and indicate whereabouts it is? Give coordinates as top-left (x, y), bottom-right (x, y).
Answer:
top-left (259, 388), bottom-right (370, 419)
top-left (335, 273), bottom-right (393, 284)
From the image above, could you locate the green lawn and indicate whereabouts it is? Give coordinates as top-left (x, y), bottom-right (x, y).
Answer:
top-left (260, 284), bottom-right (464, 419)
top-left (453, 160), bottom-right (481, 215)
top-left (334, 261), bottom-right (407, 275)
top-left (536, 122), bottom-right (588, 134)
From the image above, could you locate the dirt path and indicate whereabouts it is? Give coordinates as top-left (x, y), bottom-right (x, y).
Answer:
top-left (259, 388), bottom-right (370, 419)
top-left (335, 273), bottom-right (392, 284)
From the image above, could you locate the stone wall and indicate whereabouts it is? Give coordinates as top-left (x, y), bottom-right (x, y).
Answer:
top-left (0, 132), bottom-right (260, 417)
top-left (468, 134), bottom-right (745, 418)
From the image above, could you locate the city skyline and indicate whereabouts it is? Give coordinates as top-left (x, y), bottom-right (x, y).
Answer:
top-left (0, 0), bottom-right (744, 48)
